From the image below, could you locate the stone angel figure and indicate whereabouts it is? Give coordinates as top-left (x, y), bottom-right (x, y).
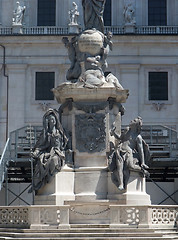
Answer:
top-left (12, 1), bottom-right (26, 25)
top-left (31, 109), bottom-right (68, 192)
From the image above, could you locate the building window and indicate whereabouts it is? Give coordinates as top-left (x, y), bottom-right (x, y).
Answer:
top-left (104, 0), bottom-right (111, 26)
top-left (35, 72), bottom-right (55, 100)
top-left (37, 0), bottom-right (56, 26)
top-left (148, 0), bottom-right (167, 26)
top-left (148, 72), bottom-right (168, 101)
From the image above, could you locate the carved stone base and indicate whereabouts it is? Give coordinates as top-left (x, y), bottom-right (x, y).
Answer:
top-left (12, 24), bottom-right (23, 34)
top-left (107, 170), bottom-right (151, 205)
top-left (68, 23), bottom-right (80, 34)
top-left (34, 167), bottom-right (75, 205)
top-left (74, 167), bottom-right (108, 201)
top-left (124, 24), bottom-right (136, 34)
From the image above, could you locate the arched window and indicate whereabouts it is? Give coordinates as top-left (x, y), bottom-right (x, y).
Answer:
top-left (37, 0), bottom-right (56, 26)
top-left (104, 0), bottom-right (111, 26)
top-left (148, 0), bottom-right (167, 26)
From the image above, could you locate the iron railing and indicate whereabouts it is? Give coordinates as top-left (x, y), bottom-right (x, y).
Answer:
top-left (9, 125), bottom-right (42, 161)
top-left (0, 138), bottom-right (10, 191)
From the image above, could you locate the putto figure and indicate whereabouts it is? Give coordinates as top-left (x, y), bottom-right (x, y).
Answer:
top-left (82, 0), bottom-right (106, 33)
top-left (31, 109), bottom-right (68, 192)
top-left (12, 1), bottom-right (26, 25)
top-left (69, 2), bottom-right (79, 25)
top-left (109, 117), bottom-right (150, 191)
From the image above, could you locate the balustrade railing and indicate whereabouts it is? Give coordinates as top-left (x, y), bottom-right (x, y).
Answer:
top-left (0, 26), bottom-right (178, 35)
top-left (136, 26), bottom-right (178, 34)
top-left (0, 205), bottom-right (177, 229)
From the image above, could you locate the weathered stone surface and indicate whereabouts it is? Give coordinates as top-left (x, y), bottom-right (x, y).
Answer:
top-left (78, 29), bottom-right (104, 55)
top-left (52, 82), bottom-right (129, 104)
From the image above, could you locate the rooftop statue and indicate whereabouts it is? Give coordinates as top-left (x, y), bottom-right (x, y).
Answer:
top-left (69, 2), bottom-right (79, 25)
top-left (12, 1), bottom-right (26, 25)
top-left (109, 117), bottom-right (150, 191)
top-left (82, 0), bottom-right (106, 33)
top-left (31, 109), bottom-right (68, 192)
top-left (123, 2), bottom-right (136, 25)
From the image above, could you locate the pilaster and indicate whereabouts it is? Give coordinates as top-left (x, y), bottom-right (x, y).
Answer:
top-left (7, 64), bottom-right (27, 133)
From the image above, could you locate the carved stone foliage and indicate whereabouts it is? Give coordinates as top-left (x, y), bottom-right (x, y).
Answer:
top-left (75, 114), bottom-right (106, 153)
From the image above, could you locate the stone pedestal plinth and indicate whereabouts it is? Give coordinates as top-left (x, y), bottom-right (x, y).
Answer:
top-left (108, 170), bottom-right (151, 205)
top-left (124, 24), bottom-right (135, 34)
top-left (34, 167), bottom-right (75, 205)
top-left (52, 83), bottom-right (128, 203)
top-left (68, 24), bottom-right (80, 34)
top-left (12, 24), bottom-right (23, 34)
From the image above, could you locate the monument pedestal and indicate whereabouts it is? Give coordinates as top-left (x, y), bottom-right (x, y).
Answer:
top-left (12, 24), bottom-right (23, 34)
top-left (34, 167), bottom-right (75, 205)
top-left (68, 23), bottom-right (80, 34)
top-left (108, 170), bottom-right (151, 205)
top-left (35, 83), bottom-right (151, 207)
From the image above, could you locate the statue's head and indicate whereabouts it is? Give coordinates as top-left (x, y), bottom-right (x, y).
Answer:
top-left (129, 116), bottom-right (142, 132)
top-left (72, 2), bottom-right (77, 7)
top-left (107, 31), bottom-right (113, 40)
top-left (43, 109), bottom-right (59, 131)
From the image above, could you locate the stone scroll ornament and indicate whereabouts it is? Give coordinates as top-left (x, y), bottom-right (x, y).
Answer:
top-left (30, 109), bottom-right (68, 192)
top-left (109, 117), bottom-right (150, 191)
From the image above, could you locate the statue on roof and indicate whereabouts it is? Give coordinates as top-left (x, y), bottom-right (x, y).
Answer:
top-left (12, 1), bottom-right (26, 25)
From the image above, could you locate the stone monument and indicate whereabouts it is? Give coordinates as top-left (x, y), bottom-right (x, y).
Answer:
top-left (33, 0), bottom-right (151, 213)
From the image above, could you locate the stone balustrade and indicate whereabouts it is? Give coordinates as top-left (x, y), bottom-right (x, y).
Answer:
top-left (0, 26), bottom-right (178, 35)
top-left (0, 205), bottom-right (177, 229)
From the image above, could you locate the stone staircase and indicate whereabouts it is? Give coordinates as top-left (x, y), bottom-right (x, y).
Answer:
top-left (0, 225), bottom-right (177, 240)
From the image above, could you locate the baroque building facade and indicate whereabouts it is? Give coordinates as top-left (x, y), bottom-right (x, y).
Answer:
top-left (0, 0), bottom-right (178, 205)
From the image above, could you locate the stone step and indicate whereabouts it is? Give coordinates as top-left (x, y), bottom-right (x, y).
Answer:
top-left (0, 237), bottom-right (177, 240)
top-left (0, 230), bottom-right (177, 240)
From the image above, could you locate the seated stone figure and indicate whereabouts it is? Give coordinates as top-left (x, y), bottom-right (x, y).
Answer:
top-left (109, 116), bottom-right (150, 191)
top-left (31, 109), bottom-right (68, 192)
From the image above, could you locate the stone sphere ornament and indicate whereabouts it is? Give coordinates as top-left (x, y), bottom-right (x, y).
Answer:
top-left (78, 29), bottom-right (104, 55)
